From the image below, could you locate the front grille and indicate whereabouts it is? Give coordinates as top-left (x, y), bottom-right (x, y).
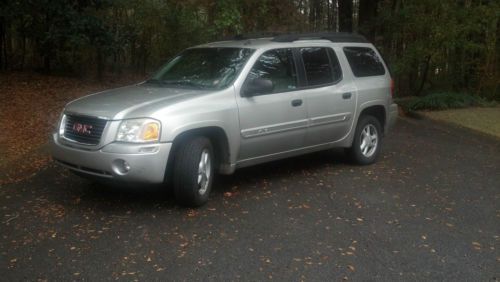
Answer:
top-left (55, 160), bottom-right (112, 176)
top-left (63, 114), bottom-right (107, 145)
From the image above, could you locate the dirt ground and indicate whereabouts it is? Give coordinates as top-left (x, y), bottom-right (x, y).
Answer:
top-left (0, 72), bottom-right (144, 185)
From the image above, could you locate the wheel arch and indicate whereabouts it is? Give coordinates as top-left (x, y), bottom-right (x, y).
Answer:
top-left (342, 102), bottom-right (387, 148)
top-left (359, 105), bottom-right (386, 134)
top-left (164, 126), bottom-right (232, 184)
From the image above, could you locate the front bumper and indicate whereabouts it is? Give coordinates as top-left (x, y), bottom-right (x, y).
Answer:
top-left (50, 133), bottom-right (171, 183)
top-left (386, 103), bottom-right (398, 134)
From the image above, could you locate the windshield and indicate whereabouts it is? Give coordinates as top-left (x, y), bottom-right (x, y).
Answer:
top-left (148, 47), bottom-right (255, 90)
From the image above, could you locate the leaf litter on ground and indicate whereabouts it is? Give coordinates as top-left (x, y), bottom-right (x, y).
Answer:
top-left (0, 72), bottom-right (144, 185)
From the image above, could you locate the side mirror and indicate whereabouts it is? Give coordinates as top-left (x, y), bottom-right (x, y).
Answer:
top-left (242, 78), bottom-right (274, 97)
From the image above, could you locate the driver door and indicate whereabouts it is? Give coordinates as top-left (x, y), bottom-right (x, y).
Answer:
top-left (236, 48), bottom-right (308, 161)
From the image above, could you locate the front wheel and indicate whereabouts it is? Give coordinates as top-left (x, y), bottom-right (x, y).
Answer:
top-left (346, 115), bottom-right (382, 165)
top-left (173, 137), bottom-right (214, 207)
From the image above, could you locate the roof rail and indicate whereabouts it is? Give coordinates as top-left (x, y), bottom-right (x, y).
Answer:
top-left (272, 32), bottom-right (368, 43)
top-left (221, 32), bottom-right (369, 43)
top-left (229, 32), bottom-right (283, 41)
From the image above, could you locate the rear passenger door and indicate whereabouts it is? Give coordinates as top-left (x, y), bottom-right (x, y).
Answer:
top-left (300, 47), bottom-right (357, 146)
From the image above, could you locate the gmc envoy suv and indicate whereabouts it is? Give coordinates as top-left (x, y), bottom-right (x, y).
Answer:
top-left (51, 32), bottom-right (398, 206)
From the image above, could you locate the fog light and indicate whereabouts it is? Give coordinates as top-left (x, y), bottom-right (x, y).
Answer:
top-left (139, 146), bottom-right (158, 153)
top-left (112, 159), bottom-right (131, 175)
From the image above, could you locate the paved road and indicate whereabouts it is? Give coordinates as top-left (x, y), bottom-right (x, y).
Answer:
top-left (1, 118), bottom-right (499, 281)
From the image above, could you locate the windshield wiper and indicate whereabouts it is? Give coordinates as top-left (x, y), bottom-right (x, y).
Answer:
top-left (145, 78), bottom-right (165, 85)
top-left (162, 80), bottom-right (203, 88)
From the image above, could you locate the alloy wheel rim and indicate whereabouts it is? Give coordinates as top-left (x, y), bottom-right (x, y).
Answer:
top-left (360, 124), bottom-right (378, 158)
top-left (197, 149), bottom-right (211, 195)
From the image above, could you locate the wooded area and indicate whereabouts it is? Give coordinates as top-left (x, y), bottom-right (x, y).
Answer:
top-left (0, 0), bottom-right (498, 98)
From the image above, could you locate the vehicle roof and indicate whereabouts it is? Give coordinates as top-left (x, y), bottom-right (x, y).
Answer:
top-left (194, 32), bottom-right (372, 49)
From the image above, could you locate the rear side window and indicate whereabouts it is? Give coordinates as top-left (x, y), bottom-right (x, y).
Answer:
top-left (300, 47), bottom-right (340, 86)
top-left (343, 47), bottom-right (385, 77)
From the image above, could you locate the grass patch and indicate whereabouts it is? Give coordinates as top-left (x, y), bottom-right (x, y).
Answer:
top-left (421, 107), bottom-right (500, 139)
top-left (396, 92), bottom-right (496, 112)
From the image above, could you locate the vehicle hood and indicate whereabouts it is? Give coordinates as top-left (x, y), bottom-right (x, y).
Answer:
top-left (64, 84), bottom-right (211, 119)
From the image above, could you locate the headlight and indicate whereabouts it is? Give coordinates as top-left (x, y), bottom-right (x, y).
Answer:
top-left (116, 118), bottom-right (161, 143)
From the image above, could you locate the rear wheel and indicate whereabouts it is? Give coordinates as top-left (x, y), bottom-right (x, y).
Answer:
top-left (346, 115), bottom-right (382, 165)
top-left (173, 136), bottom-right (214, 207)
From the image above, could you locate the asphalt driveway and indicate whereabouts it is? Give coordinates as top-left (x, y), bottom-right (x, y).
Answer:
top-left (1, 117), bottom-right (499, 281)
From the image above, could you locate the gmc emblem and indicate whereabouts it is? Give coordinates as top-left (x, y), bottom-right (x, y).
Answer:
top-left (72, 122), bottom-right (93, 135)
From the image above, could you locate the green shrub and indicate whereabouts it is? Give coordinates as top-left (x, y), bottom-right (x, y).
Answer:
top-left (396, 92), bottom-right (496, 112)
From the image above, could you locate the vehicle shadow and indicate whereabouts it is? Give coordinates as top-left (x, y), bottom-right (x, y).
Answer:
top-left (212, 148), bottom-right (348, 193)
top-left (68, 148), bottom-right (349, 210)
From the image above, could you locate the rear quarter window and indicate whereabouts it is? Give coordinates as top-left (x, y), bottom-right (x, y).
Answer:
top-left (343, 47), bottom-right (386, 77)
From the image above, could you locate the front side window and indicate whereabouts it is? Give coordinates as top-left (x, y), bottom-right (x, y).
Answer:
top-left (300, 47), bottom-right (338, 86)
top-left (246, 48), bottom-right (297, 94)
top-left (149, 47), bottom-right (254, 90)
top-left (343, 47), bottom-right (386, 77)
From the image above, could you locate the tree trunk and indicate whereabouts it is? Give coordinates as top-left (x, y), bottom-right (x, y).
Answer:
top-left (309, 0), bottom-right (322, 31)
top-left (96, 47), bottom-right (103, 81)
top-left (0, 18), bottom-right (4, 70)
top-left (21, 34), bottom-right (26, 70)
top-left (43, 55), bottom-right (51, 73)
top-left (338, 0), bottom-right (353, 32)
top-left (2, 18), bottom-right (10, 70)
top-left (358, 0), bottom-right (379, 40)
top-left (416, 55), bottom-right (432, 96)
top-left (42, 12), bottom-right (51, 73)
top-left (326, 0), bottom-right (337, 31)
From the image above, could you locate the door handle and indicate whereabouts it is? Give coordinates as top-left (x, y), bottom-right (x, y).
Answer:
top-left (342, 92), bottom-right (352, 99)
top-left (291, 99), bottom-right (303, 107)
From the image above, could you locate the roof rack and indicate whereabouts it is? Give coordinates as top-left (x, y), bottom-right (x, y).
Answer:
top-left (272, 32), bottom-right (368, 43)
top-left (230, 32), bottom-right (283, 41)
top-left (224, 32), bottom-right (369, 44)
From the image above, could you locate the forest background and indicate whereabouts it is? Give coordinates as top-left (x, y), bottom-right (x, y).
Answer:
top-left (0, 0), bottom-right (498, 99)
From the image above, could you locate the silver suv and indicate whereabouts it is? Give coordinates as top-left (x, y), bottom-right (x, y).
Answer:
top-left (51, 33), bottom-right (398, 206)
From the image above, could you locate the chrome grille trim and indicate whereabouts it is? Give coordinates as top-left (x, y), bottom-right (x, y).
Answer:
top-left (63, 115), bottom-right (107, 145)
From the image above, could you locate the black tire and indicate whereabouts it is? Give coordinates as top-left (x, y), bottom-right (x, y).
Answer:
top-left (173, 136), bottom-right (214, 207)
top-left (346, 115), bottom-right (383, 165)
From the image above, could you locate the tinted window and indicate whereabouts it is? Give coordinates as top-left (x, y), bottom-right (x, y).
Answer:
top-left (247, 49), bottom-right (297, 94)
top-left (343, 47), bottom-right (385, 77)
top-left (301, 47), bottom-right (335, 86)
top-left (328, 48), bottom-right (342, 82)
top-left (151, 48), bottom-right (254, 89)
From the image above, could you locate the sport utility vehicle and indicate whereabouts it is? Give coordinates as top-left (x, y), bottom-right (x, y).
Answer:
top-left (51, 33), bottom-right (398, 206)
